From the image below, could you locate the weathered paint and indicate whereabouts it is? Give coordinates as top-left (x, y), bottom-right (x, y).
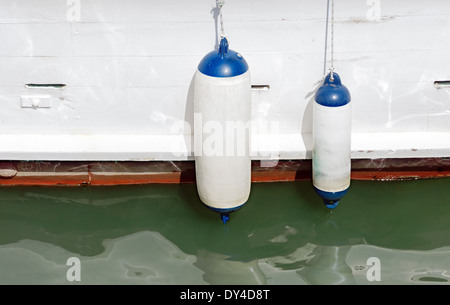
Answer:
top-left (0, 159), bottom-right (449, 186)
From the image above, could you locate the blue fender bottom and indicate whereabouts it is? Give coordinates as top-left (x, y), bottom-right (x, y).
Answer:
top-left (314, 187), bottom-right (349, 209)
top-left (204, 203), bottom-right (246, 224)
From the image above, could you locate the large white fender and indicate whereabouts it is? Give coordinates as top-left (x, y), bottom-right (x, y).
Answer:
top-left (313, 72), bottom-right (352, 209)
top-left (194, 37), bottom-right (251, 223)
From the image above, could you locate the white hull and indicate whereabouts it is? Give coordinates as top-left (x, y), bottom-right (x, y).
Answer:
top-left (0, 0), bottom-right (449, 161)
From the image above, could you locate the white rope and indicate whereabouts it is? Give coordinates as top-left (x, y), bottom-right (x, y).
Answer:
top-left (217, 0), bottom-right (226, 38)
top-left (329, 0), bottom-right (335, 80)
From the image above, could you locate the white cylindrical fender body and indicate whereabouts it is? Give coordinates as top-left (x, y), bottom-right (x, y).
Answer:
top-left (312, 72), bottom-right (352, 208)
top-left (313, 102), bottom-right (351, 191)
top-left (194, 70), bottom-right (251, 210)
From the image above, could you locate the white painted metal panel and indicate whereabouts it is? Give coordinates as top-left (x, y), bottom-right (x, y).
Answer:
top-left (0, 0), bottom-right (449, 160)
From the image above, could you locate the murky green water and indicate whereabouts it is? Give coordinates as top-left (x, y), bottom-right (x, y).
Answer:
top-left (0, 178), bottom-right (450, 285)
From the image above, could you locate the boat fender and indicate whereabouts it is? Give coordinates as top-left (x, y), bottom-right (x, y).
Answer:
top-left (194, 37), bottom-right (251, 223)
top-left (312, 72), bottom-right (351, 209)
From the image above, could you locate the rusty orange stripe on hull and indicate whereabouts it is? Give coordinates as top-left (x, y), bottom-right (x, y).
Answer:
top-left (0, 159), bottom-right (449, 186)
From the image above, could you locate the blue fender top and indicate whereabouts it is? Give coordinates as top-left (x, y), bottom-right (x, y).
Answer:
top-left (315, 72), bottom-right (351, 107)
top-left (198, 37), bottom-right (249, 78)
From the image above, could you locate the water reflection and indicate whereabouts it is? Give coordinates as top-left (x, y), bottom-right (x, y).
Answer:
top-left (0, 178), bottom-right (449, 284)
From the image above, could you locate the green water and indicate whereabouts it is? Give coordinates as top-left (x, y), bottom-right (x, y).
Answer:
top-left (0, 178), bottom-right (450, 285)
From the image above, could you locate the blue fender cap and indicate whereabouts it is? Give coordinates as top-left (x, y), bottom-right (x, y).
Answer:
top-left (204, 202), bottom-right (246, 224)
top-left (198, 37), bottom-right (249, 78)
top-left (314, 187), bottom-right (349, 209)
top-left (205, 202), bottom-right (246, 214)
top-left (315, 72), bottom-right (351, 107)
